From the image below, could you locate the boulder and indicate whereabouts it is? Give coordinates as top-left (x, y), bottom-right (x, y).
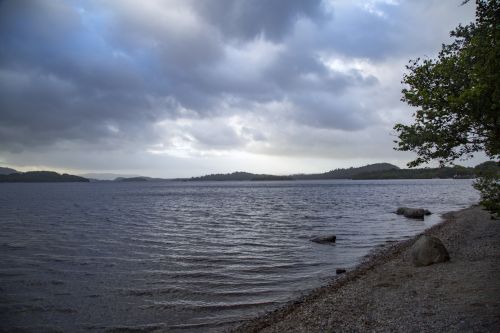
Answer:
top-left (336, 268), bottom-right (346, 275)
top-left (396, 207), bottom-right (409, 215)
top-left (410, 235), bottom-right (450, 267)
top-left (311, 235), bottom-right (336, 244)
top-left (404, 208), bottom-right (426, 219)
top-left (396, 207), bottom-right (431, 219)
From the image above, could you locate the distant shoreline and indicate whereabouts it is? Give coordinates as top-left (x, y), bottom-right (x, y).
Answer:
top-left (0, 178), bottom-right (477, 184)
top-left (0, 171), bottom-right (88, 183)
top-left (1, 161), bottom-right (496, 182)
top-left (233, 205), bottom-right (500, 332)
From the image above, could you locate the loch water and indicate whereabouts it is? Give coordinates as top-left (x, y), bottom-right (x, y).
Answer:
top-left (0, 179), bottom-right (479, 332)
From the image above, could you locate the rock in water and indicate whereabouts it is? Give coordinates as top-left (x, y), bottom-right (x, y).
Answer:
top-left (311, 235), bottom-right (336, 244)
top-left (411, 235), bottom-right (450, 267)
top-left (396, 207), bottom-right (431, 219)
top-left (396, 207), bottom-right (409, 215)
top-left (336, 268), bottom-right (346, 274)
top-left (403, 208), bottom-right (426, 219)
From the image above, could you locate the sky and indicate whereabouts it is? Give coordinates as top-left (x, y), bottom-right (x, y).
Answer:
top-left (0, 0), bottom-right (481, 178)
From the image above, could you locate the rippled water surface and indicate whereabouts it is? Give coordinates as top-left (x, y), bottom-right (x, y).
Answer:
top-left (0, 180), bottom-right (479, 332)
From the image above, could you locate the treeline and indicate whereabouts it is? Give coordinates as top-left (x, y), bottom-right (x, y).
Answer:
top-left (1, 161), bottom-right (496, 183)
top-left (353, 166), bottom-right (473, 179)
top-left (186, 161), bottom-right (498, 181)
top-left (188, 172), bottom-right (293, 181)
top-left (0, 171), bottom-right (89, 183)
top-left (353, 161), bottom-right (498, 180)
top-left (293, 163), bottom-right (399, 180)
top-left (250, 175), bottom-right (294, 181)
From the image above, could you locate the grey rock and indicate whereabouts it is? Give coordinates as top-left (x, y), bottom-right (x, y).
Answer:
top-left (396, 207), bottom-right (409, 215)
top-left (311, 235), bottom-right (336, 244)
top-left (404, 208), bottom-right (426, 219)
top-left (396, 207), bottom-right (431, 219)
top-left (411, 235), bottom-right (450, 267)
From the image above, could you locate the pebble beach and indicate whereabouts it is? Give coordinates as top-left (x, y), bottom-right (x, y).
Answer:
top-left (233, 206), bottom-right (500, 332)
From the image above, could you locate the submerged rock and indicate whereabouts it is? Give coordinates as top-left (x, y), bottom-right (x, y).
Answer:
top-left (396, 207), bottom-right (431, 219)
top-left (311, 235), bottom-right (336, 245)
top-left (411, 235), bottom-right (450, 267)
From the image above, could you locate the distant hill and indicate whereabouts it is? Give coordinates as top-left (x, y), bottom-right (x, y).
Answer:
top-left (115, 177), bottom-right (149, 182)
top-left (187, 164), bottom-right (398, 181)
top-left (113, 176), bottom-right (174, 182)
top-left (0, 167), bottom-right (19, 175)
top-left (353, 162), bottom-right (498, 180)
top-left (185, 162), bottom-right (497, 181)
top-left (78, 173), bottom-right (141, 180)
top-left (353, 165), bottom-right (475, 179)
top-left (293, 163), bottom-right (399, 180)
top-left (474, 161), bottom-right (499, 176)
top-left (0, 171), bottom-right (89, 183)
top-left (250, 175), bottom-right (294, 181)
top-left (188, 171), bottom-right (293, 181)
top-left (3, 161), bottom-right (493, 183)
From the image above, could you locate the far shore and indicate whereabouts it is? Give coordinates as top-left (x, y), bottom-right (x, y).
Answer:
top-left (232, 205), bottom-right (500, 332)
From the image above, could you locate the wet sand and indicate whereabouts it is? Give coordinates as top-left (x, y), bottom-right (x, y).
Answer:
top-left (233, 206), bottom-right (500, 332)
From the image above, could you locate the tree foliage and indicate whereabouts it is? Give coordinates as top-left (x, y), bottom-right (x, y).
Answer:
top-left (394, 0), bottom-right (499, 167)
top-left (473, 172), bottom-right (500, 213)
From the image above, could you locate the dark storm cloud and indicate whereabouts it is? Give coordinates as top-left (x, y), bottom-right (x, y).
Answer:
top-left (291, 91), bottom-right (376, 131)
top-left (192, 0), bottom-right (326, 41)
top-left (0, 0), bottom-right (474, 163)
top-left (0, 0), bottom-right (334, 152)
top-left (0, 0), bottom-right (177, 151)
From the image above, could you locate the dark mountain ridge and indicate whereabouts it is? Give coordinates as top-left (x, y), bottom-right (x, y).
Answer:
top-left (0, 171), bottom-right (89, 183)
top-left (293, 163), bottom-right (399, 180)
top-left (187, 171), bottom-right (293, 181)
top-left (0, 167), bottom-right (19, 175)
top-left (187, 163), bottom-right (400, 181)
top-left (185, 162), bottom-right (497, 181)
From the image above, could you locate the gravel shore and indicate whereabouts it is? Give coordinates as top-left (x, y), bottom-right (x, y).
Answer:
top-left (233, 206), bottom-right (500, 332)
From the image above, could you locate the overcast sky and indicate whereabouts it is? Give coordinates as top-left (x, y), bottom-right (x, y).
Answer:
top-left (0, 0), bottom-right (480, 177)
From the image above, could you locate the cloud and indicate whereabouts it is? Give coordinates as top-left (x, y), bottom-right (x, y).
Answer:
top-left (191, 0), bottom-right (326, 41)
top-left (0, 0), bottom-right (477, 175)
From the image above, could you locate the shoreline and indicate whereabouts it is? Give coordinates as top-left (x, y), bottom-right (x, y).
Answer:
top-left (232, 205), bottom-right (500, 332)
